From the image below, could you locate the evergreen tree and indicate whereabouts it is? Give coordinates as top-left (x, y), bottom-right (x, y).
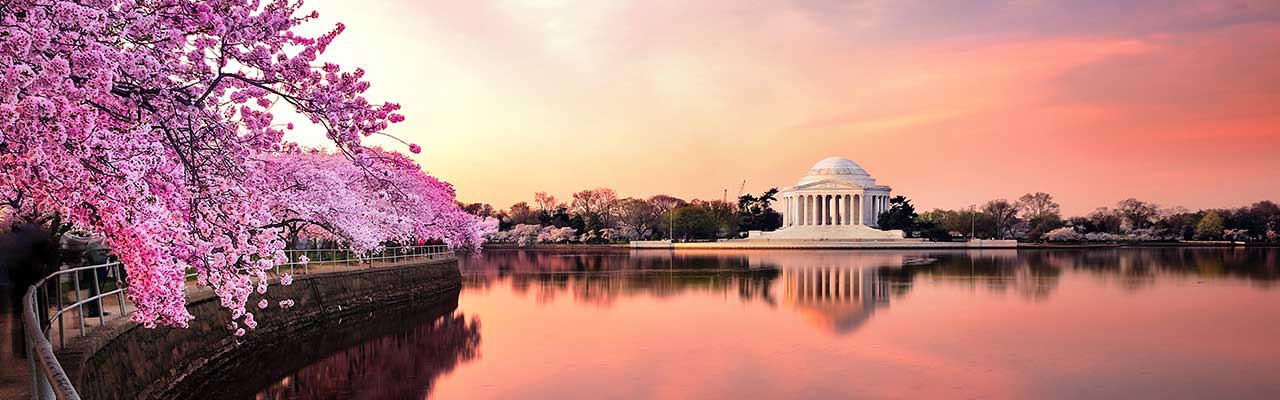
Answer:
top-left (878, 196), bottom-right (922, 234)
top-left (1196, 211), bottom-right (1225, 240)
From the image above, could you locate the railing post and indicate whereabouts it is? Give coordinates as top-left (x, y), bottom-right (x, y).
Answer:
top-left (43, 282), bottom-right (52, 340)
top-left (72, 273), bottom-right (83, 338)
top-left (92, 270), bottom-right (104, 327)
top-left (55, 279), bottom-right (64, 349)
top-left (116, 264), bottom-right (126, 317)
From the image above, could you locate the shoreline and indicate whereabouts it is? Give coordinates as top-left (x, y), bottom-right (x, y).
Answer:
top-left (485, 242), bottom-right (1279, 251)
top-left (57, 258), bottom-right (462, 400)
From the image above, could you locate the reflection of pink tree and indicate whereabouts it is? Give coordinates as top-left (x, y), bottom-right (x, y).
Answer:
top-left (0, 0), bottom-right (476, 329)
top-left (256, 312), bottom-right (481, 400)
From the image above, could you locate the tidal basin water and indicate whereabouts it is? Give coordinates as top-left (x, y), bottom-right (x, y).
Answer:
top-left (251, 248), bottom-right (1280, 399)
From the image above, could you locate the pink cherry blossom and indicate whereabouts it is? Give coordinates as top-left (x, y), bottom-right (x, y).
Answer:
top-left (0, 0), bottom-right (473, 329)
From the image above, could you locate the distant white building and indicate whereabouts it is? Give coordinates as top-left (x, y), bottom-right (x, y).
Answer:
top-left (751, 157), bottom-right (906, 240)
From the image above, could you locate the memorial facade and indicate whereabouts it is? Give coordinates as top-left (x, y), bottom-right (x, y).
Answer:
top-left (749, 157), bottom-right (907, 240)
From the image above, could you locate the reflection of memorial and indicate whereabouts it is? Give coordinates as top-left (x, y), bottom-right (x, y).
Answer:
top-left (760, 251), bottom-right (914, 335)
top-left (783, 266), bottom-right (890, 335)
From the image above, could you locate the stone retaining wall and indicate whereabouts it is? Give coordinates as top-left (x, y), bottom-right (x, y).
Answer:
top-left (56, 258), bottom-right (461, 400)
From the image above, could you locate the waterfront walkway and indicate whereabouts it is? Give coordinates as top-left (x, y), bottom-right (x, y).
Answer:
top-left (5, 247), bottom-right (452, 399)
top-left (2, 284), bottom-right (30, 400)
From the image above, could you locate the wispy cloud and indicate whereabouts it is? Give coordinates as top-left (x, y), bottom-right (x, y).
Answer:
top-left (302, 0), bottom-right (1280, 213)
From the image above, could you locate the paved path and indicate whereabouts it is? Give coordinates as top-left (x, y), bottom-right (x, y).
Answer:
top-left (1, 284), bottom-right (32, 400)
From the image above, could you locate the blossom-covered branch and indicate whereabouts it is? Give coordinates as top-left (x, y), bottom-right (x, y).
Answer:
top-left (0, 0), bottom-right (455, 330)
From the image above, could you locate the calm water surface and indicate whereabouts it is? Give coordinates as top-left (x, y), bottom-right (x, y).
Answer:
top-left (256, 248), bottom-right (1280, 399)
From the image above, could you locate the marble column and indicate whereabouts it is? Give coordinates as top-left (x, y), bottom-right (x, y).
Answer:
top-left (789, 196), bottom-right (795, 226)
top-left (881, 196), bottom-right (885, 225)
top-left (816, 195), bottom-right (822, 225)
top-left (818, 194), bottom-right (825, 225)
top-left (827, 195), bottom-right (834, 226)
top-left (844, 194), bottom-right (852, 225)
top-left (795, 195), bottom-right (801, 226)
top-left (823, 195), bottom-right (830, 225)
top-left (807, 195), bottom-right (814, 225)
top-left (853, 194), bottom-right (860, 225)
top-left (800, 195), bottom-right (807, 225)
top-left (781, 196), bottom-right (787, 226)
top-left (870, 193), bottom-right (880, 219)
top-left (793, 195), bottom-right (799, 226)
top-left (823, 194), bottom-right (830, 225)
top-left (833, 195), bottom-right (841, 225)
top-left (859, 194), bottom-right (867, 226)
top-left (866, 194), bottom-right (874, 227)
top-left (813, 195), bottom-right (820, 226)
top-left (877, 196), bottom-right (884, 224)
top-left (838, 195), bottom-right (844, 226)
top-left (848, 194), bottom-right (855, 225)
top-left (831, 194), bottom-right (837, 225)
top-left (834, 195), bottom-right (839, 226)
top-left (807, 195), bottom-right (813, 226)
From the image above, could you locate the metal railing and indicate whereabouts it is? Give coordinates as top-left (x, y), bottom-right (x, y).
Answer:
top-left (22, 244), bottom-right (454, 400)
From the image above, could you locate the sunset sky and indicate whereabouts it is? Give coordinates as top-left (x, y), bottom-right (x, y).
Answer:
top-left (295, 0), bottom-right (1280, 215)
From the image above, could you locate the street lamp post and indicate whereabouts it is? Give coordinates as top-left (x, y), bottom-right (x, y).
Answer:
top-left (970, 204), bottom-right (977, 241)
top-left (669, 208), bottom-right (674, 242)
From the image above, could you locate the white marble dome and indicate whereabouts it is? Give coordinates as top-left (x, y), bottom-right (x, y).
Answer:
top-left (797, 156), bottom-right (877, 186)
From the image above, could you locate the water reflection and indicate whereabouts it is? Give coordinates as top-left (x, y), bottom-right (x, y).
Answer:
top-left (463, 248), bottom-right (1280, 336)
top-left (193, 290), bottom-right (480, 400)
top-left (228, 248), bottom-right (1280, 399)
top-left (879, 248), bottom-right (1280, 295)
top-left (783, 266), bottom-right (889, 334)
top-left (254, 311), bottom-right (480, 400)
top-left (462, 250), bottom-right (782, 306)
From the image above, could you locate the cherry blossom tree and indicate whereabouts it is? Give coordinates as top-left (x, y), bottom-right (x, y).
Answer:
top-left (1043, 227), bottom-right (1084, 242)
top-left (489, 224), bottom-right (541, 247)
top-left (0, 0), bottom-right (457, 330)
top-left (252, 148), bottom-right (487, 254)
top-left (537, 226), bottom-right (577, 244)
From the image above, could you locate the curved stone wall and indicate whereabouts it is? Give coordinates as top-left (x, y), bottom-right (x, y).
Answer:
top-left (56, 259), bottom-right (461, 400)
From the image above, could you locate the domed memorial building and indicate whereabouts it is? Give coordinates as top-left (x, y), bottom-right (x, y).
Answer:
top-left (749, 157), bottom-right (908, 241)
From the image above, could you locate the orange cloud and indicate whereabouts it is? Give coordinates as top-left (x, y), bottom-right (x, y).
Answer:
top-left (292, 0), bottom-right (1280, 215)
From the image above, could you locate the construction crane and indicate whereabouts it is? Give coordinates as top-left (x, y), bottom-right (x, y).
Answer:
top-left (723, 180), bottom-right (747, 203)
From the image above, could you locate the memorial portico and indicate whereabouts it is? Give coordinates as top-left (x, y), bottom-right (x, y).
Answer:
top-left (749, 157), bottom-right (906, 240)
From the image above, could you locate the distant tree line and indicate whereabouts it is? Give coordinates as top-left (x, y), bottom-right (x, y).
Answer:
top-left (466, 188), bottom-right (784, 244)
top-left (876, 193), bottom-right (1280, 243)
top-left (469, 189), bottom-right (1280, 244)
